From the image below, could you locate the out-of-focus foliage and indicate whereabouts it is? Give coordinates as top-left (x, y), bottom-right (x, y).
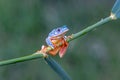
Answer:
top-left (0, 0), bottom-right (120, 80)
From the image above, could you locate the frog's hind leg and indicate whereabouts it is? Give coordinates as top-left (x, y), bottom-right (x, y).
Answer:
top-left (59, 40), bottom-right (68, 58)
top-left (49, 47), bottom-right (60, 56)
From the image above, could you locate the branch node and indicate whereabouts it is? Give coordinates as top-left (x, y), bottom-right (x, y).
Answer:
top-left (110, 13), bottom-right (117, 20)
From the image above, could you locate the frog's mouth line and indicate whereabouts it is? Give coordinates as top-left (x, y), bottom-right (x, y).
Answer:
top-left (55, 29), bottom-right (69, 37)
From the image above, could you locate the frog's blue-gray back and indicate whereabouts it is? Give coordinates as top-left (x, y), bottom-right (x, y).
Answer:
top-left (46, 25), bottom-right (69, 48)
top-left (48, 25), bottom-right (69, 37)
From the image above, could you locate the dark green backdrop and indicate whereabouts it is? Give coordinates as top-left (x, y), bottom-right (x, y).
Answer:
top-left (0, 0), bottom-right (120, 80)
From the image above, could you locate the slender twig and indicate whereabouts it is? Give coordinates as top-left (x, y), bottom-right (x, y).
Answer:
top-left (111, 0), bottom-right (120, 19)
top-left (0, 52), bottom-right (44, 66)
top-left (44, 57), bottom-right (72, 80)
top-left (0, 16), bottom-right (113, 66)
top-left (67, 16), bottom-right (112, 42)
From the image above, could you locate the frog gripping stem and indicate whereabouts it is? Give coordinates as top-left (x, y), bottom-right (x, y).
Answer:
top-left (0, 0), bottom-right (120, 80)
top-left (45, 26), bottom-right (69, 58)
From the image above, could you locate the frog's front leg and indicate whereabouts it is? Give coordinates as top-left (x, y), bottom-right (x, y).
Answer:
top-left (46, 37), bottom-right (54, 48)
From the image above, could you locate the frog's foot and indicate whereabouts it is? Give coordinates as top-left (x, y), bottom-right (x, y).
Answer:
top-left (49, 46), bottom-right (54, 49)
top-left (59, 46), bottom-right (67, 58)
top-left (64, 35), bottom-right (73, 41)
top-left (59, 41), bottom-right (68, 58)
top-left (36, 45), bottom-right (48, 57)
top-left (67, 35), bottom-right (73, 39)
top-left (48, 47), bottom-right (60, 56)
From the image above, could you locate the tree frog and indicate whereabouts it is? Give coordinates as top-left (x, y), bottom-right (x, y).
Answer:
top-left (45, 25), bottom-right (69, 58)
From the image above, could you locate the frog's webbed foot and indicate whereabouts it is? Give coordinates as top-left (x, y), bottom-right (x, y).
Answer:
top-left (59, 46), bottom-right (68, 58)
top-left (64, 35), bottom-right (73, 41)
top-left (67, 35), bottom-right (73, 39)
top-left (36, 45), bottom-right (48, 57)
top-left (59, 40), bottom-right (69, 58)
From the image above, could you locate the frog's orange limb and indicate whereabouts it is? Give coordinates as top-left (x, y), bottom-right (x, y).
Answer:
top-left (59, 39), bottom-right (68, 58)
top-left (48, 37), bottom-right (69, 57)
top-left (40, 37), bottom-right (69, 57)
top-left (48, 47), bottom-right (60, 56)
top-left (48, 38), bottom-right (62, 56)
top-left (39, 45), bottom-right (59, 56)
top-left (39, 45), bottom-right (48, 53)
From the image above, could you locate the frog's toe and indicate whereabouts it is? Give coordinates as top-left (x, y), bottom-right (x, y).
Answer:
top-left (59, 47), bottom-right (68, 58)
top-left (49, 45), bottom-right (54, 49)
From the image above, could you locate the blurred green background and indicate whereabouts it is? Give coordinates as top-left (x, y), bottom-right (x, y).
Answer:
top-left (0, 0), bottom-right (120, 80)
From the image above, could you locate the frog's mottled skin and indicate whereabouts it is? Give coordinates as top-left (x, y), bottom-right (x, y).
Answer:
top-left (45, 25), bottom-right (69, 58)
top-left (46, 25), bottom-right (69, 48)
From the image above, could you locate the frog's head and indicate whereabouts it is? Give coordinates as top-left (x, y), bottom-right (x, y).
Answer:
top-left (49, 25), bottom-right (69, 37)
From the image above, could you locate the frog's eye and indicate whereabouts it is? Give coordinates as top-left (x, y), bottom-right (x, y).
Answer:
top-left (57, 29), bottom-right (61, 32)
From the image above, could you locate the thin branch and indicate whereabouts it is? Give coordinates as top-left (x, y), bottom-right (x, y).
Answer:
top-left (67, 16), bottom-right (112, 42)
top-left (0, 16), bottom-right (113, 66)
top-left (44, 57), bottom-right (72, 80)
top-left (0, 52), bottom-right (44, 66)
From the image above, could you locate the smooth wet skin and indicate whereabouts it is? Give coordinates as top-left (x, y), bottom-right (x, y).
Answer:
top-left (45, 25), bottom-right (69, 58)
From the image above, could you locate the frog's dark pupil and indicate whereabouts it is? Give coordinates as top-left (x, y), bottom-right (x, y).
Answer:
top-left (57, 29), bottom-right (60, 32)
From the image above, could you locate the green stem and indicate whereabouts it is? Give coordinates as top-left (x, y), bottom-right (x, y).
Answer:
top-left (0, 53), bottom-right (44, 66)
top-left (67, 16), bottom-right (112, 42)
top-left (44, 56), bottom-right (71, 80)
top-left (0, 16), bottom-right (113, 66)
